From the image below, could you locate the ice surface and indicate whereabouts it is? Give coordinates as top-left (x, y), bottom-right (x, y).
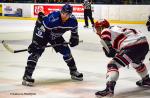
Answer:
top-left (0, 19), bottom-right (150, 98)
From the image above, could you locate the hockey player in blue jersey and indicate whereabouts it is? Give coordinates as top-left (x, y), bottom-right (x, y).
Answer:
top-left (22, 4), bottom-right (83, 86)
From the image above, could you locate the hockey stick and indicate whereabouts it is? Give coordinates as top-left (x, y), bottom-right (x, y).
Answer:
top-left (2, 40), bottom-right (83, 53)
top-left (100, 39), bottom-right (109, 53)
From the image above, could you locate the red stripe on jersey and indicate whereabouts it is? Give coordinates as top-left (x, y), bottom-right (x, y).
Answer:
top-left (113, 34), bottom-right (127, 49)
top-left (101, 30), bottom-right (111, 41)
top-left (116, 55), bottom-right (129, 65)
top-left (101, 35), bottom-right (111, 41)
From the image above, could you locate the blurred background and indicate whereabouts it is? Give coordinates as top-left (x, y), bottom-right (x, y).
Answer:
top-left (0, 0), bottom-right (150, 4)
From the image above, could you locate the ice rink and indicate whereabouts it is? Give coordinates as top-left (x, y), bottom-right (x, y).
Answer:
top-left (0, 19), bottom-right (150, 98)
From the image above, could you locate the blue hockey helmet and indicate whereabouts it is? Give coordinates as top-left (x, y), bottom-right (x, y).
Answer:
top-left (61, 4), bottom-right (73, 15)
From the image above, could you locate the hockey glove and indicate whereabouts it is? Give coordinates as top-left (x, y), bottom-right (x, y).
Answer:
top-left (103, 47), bottom-right (116, 58)
top-left (38, 12), bottom-right (45, 21)
top-left (69, 33), bottom-right (79, 47)
top-left (36, 12), bottom-right (45, 27)
top-left (147, 26), bottom-right (150, 31)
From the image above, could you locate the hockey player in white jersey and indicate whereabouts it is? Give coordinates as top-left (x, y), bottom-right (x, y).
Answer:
top-left (94, 19), bottom-right (150, 98)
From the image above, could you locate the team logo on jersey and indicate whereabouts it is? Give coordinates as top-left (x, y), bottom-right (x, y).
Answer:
top-left (36, 28), bottom-right (43, 38)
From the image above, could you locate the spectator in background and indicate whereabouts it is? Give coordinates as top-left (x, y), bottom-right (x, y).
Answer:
top-left (3, 0), bottom-right (14, 2)
top-left (53, 0), bottom-right (64, 3)
top-left (70, 0), bottom-right (76, 3)
top-left (76, 0), bottom-right (82, 3)
top-left (82, 0), bottom-right (94, 28)
top-left (110, 0), bottom-right (122, 4)
top-left (133, 0), bottom-right (142, 4)
top-left (89, 0), bottom-right (94, 3)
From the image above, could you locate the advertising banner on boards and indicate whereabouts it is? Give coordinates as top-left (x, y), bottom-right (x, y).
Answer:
top-left (3, 4), bottom-right (22, 17)
top-left (0, 4), bottom-right (2, 16)
top-left (34, 4), bottom-right (84, 19)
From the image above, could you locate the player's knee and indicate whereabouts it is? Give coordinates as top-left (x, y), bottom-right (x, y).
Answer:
top-left (63, 53), bottom-right (73, 62)
top-left (27, 53), bottom-right (41, 67)
top-left (28, 43), bottom-right (44, 55)
top-left (107, 63), bottom-right (118, 70)
top-left (62, 53), bottom-right (76, 67)
top-left (28, 43), bottom-right (37, 53)
top-left (106, 63), bottom-right (119, 81)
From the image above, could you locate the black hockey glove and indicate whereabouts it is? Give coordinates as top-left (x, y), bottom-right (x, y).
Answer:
top-left (147, 26), bottom-right (150, 31)
top-left (36, 12), bottom-right (45, 27)
top-left (69, 33), bottom-right (79, 47)
top-left (38, 12), bottom-right (45, 21)
top-left (103, 47), bottom-right (116, 58)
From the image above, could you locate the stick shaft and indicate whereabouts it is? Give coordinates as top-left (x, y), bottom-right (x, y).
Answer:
top-left (2, 40), bottom-right (83, 53)
top-left (14, 44), bottom-right (53, 53)
top-left (14, 49), bottom-right (27, 53)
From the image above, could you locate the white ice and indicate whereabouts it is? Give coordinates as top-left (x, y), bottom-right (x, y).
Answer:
top-left (0, 19), bottom-right (150, 98)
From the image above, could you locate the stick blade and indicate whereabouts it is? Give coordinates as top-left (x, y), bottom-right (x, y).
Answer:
top-left (100, 39), bottom-right (109, 53)
top-left (2, 40), bottom-right (15, 53)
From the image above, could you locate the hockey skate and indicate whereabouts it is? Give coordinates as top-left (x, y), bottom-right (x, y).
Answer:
top-left (95, 81), bottom-right (116, 98)
top-left (136, 75), bottom-right (150, 87)
top-left (70, 70), bottom-right (83, 81)
top-left (84, 25), bottom-right (88, 28)
top-left (22, 75), bottom-right (35, 86)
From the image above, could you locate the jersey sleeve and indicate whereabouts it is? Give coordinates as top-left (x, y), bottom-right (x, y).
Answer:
top-left (42, 11), bottom-right (59, 29)
top-left (100, 29), bottom-right (111, 41)
top-left (43, 16), bottom-right (49, 29)
top-left (70, 15), bottom-right (78, 35)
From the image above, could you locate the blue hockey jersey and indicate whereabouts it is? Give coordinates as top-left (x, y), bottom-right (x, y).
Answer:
top-left (42, 11), bottom-right (78, 40)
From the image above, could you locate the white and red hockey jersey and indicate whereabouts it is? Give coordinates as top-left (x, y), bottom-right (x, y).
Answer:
top-left (100, 26), bottom-right (147, 50)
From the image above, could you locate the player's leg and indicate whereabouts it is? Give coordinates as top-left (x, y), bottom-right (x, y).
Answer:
top-left (22, 25), bottom-right (48, 86)
top-left (126, 42), bottom-right (150, 87)
top-left (49, 37), bottom-right (83, 81)
top-left (22, 52), bottom-right (42, 86)
top-left (95, 49), bottom-right (132, 98)
top-left (22, 42), bottom-right (46, 86)
top-left (95, 63), bottom-right (118, 98)
top-left (132, 63), bottom-right (150, 87)
top-left (88, 12), bottom-right (94, 27)
top-left (84, 10), bottom-right (89, 28)
top-left (54, 42), bottom-right (83, 81)
top-left (129, 42), bottom-right (150, 87)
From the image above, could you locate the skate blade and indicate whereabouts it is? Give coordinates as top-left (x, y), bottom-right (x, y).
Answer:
top-left (138, 85), bottom-right (150, 88)
top-left (95, 94), bottom-right (113, 98)
top-left (71, 76), bottom-right (83, 81)
top-left (22, 80), bottom-right (34, 87)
